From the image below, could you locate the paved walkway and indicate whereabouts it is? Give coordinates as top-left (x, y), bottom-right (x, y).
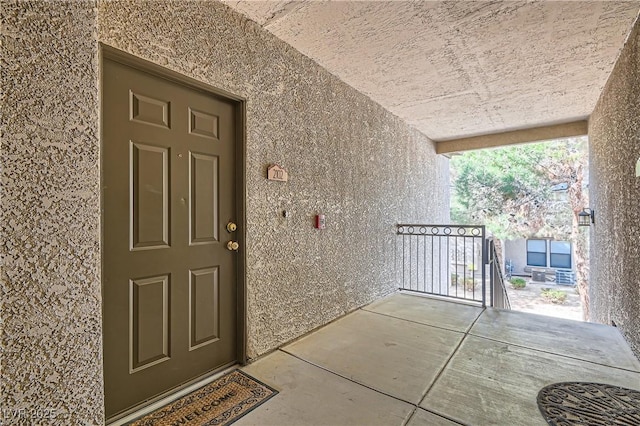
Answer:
top-left (237, 292), bottom-right (640, 425)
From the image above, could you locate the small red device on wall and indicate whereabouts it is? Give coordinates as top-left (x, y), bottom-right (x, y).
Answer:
top-left (315, 214), bottom-right (326, 229)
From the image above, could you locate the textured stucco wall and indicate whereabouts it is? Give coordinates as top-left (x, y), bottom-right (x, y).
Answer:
top-left (0, 1), bottom-right (104, 425)
top-left (97, 1), bottom-right (449, 358)
top-left (1, 1), bottom-right (448, 423)
top-left (589, 17), bottom-right (640, 359)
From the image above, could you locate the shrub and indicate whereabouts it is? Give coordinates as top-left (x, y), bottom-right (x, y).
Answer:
top-left (510, 277), bottom-right (526, 289)
top-left (541, 288), bottom-right (567, 304)
top-left (450, 273), bottom-right (459, 285)
top-left (451, 275), bottom-right (476, 290)
top-left (461, 278), bottom-right (476, 291)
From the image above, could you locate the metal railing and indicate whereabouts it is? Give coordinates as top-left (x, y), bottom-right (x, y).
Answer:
top-left (396, 224), bottom-right (486, 306)
top-left (487, 238), bottom-right (511, 309)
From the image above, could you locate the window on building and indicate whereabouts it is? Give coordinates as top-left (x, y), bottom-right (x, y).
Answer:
top-left (527, 239), bottom-right (547, 267)
top-left (550, 241), bottom-right (572, 269)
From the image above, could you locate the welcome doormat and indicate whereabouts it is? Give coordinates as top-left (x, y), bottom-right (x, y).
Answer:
top-left (128, 370), bottom-right (278, 426)
top-left (537, 382), bottom-right (640, 425)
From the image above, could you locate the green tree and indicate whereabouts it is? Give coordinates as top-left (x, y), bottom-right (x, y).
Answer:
top-left (451, 137), bottom-right (590, 318)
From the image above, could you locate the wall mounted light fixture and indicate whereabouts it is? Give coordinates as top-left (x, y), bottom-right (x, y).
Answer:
top-left (578, 208), bottom-right (595, 226)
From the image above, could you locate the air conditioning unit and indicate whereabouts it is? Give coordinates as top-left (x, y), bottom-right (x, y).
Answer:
top-left (556, 270), bottom-right (575, 286)
top-left (532, 269), bottom-right (546, 282)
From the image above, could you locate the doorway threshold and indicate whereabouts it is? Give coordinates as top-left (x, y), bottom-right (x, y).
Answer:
top-left (107, 363), bottom-right (238, 426)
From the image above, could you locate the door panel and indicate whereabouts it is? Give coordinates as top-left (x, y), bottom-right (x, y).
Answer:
top-left (189, 153), bottom-right (219, 245)
top-left (130, 275), bottom-right (170, 372)
top-left (189, 108), bottom-right (219, 139)
top-left (189, 267), bottom-right (220, 350)
top-left (130, 142), bottom-right (170, 250)
top-left (103, 57), bottom-right (238, 418)
top-left (130, 91), bottom-right (171, 129)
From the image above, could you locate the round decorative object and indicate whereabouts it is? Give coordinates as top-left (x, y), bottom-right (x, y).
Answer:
top-left (537, 382), bottom-right (640, 426)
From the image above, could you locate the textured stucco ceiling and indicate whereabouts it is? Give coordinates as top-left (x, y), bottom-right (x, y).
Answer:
top-left (223, 1), bottom-right (639, 141)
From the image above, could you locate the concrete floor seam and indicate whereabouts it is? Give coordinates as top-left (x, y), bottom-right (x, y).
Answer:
top-left (277, 349), bottom-right (467, 426)
top-left (465, 332), bottom-right (640, 374)
top-left (361, 308), bottom-right (470, 335)
top-left (419, 309), bottom-right (487, 407)
top-left (464, 307), bottom-right (486, 334)
top-left (277, 348), bottom-right (413, 404)
top-left (403, 406), bottom-right (468, 426)
top-left (401, 407), bottom-right (418, 426)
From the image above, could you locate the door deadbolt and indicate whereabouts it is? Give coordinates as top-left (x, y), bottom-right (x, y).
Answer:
top-left (226, 222), bottom-right (237, 233)
top-left (226, 241), bottom-right (239, 251)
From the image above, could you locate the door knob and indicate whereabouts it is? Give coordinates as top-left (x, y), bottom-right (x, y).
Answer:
top-left (226, 241), bottom-right (239, 251)
top-left (226, 222), bottom-right (237, 233)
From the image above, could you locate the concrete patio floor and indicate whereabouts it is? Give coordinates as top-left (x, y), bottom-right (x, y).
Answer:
top-left (237, 292), bottom-right (640, 426)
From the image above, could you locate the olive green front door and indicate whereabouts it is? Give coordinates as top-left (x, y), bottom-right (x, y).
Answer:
top-left (102, 56), bottom-right (239, 418)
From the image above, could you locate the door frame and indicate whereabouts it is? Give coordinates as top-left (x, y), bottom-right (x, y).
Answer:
top-left (99, 43), bottom-right (248, 412)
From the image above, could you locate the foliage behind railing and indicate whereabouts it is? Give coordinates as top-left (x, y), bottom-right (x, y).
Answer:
top-left (396, 224), bottom-right (486, 306)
